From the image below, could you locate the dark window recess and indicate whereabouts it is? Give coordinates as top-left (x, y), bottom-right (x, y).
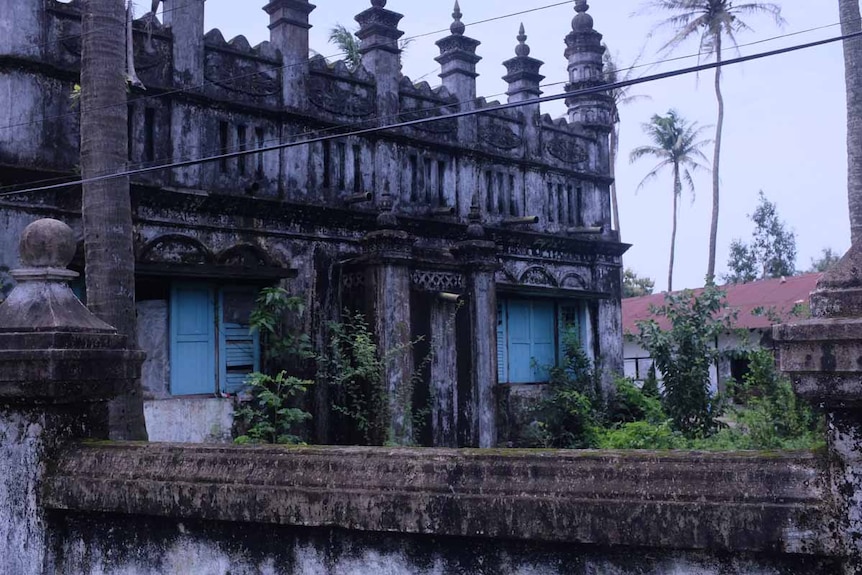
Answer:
top-left (509, 174), bottom-right (517, 216)
top-left (237, 124), bottom-right (247, 176)
top-left (424, 158), bottom-right (433, 203)
top-left (322, 141), bottom-right (331, 188)
top-left (409, 155), bottom-right (419, 201)
top-left (219, 121), bottom-right (229, 173)
top-left (337, 142), bottom-right (346, 190)
top-left (557, 185), bottom-right (565, 224)
top-left (144, 108), bottom-right (156, 163)
top-left (576, 186), bottom-right (584, 226)
top-left (353, 144), bottom-right (362, 193)
top-left (497, 172), bottom-right (506, 214)
top-left (566, 185), bottom-right (574, 225)
top-left (547, 182), bottom-right (555, 222)
top-left (485, 170), bottom-right (494, 213)
top-left (437, 160), bottom-right (446, 206)
top-left (255, 127), bottom-right (265, 178)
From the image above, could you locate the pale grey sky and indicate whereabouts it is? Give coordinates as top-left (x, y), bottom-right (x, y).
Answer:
top-left (196, 0), bottom-right (849, 291)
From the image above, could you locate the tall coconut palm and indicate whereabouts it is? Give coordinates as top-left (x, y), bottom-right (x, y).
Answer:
top-left (603, 46), bottom-right (650, 237)
top-left (643, 0), bottom-right (784, 281)
top-left (81, 0), bottom-right (147, 439)
top-left (630, 110), bottom-right (711, 291)
top-left (839, 0), bottom-right (862, 245)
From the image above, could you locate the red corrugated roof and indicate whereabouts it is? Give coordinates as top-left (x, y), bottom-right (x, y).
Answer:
top-left (622, 273), bottom-right (822, 336)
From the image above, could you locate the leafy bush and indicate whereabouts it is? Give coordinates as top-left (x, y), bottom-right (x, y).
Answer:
top-left (636, 283), bottom-right (733, 438)
top-left (318, 311), bottom-right (389, 445)
top-left (234, 371), bottom-right (312, 445)
top-left (233, 287), bottom-right (313, 445)
top-left (598, 420), bottom-right (683, 450)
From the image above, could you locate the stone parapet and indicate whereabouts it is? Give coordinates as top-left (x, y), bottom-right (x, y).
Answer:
top-left (44, 443), bottom-right (831, 555)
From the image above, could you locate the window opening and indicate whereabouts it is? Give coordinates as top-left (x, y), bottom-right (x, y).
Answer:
top-left (322, 141), bottom-right (331, 188)
top-left (255, 127), bottom-right (265, 178)
top-left (353, 144), bottom-right (362, 194)
top-left (218, 121), bottom-right (229, 173)
top-left (237, 124), bottom-right (247, 176)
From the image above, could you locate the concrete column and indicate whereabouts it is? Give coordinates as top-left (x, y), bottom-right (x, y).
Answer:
top-left (0, 219), bottom-right (143, 575)
top-left (430, 298), bottom-right (458, 447)
top-left (435, 2), bottom-right (481, 143)
top-left (775, 242), bottom-right (862, 573)
top-left (264, 0), bottom-right (316, 111)
top-left (362, 209), bottom-right (416, 446)
top-left (163, 0), bottom-right (206, 87)
top-left (355, 0), bottom-right (404, 122)
top-left (452, 212), bottom-right (499, 448)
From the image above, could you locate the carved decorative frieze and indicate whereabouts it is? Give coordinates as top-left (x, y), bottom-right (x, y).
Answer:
top-left (546, 137), bottom-right (588, 164)
top-left (205, 60), bottom-right (279, 97)
top-left (411, 271), bottom-right (463, 293)
top-left (138, 234), bottom-right (213, 265)
top-left (400, 108), bottom-right (458, 135)
top-left (308, 74), bottom-right (376, 117)
top-left (520, 266), bottom-right (558, 287)
top-left (481, 120), bottom-right (522, 150)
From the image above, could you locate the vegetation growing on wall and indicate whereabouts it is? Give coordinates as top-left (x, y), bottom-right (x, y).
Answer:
top-left (525, 286), bottom-right (821, 450)
top-left (233, 287), bottom-right (313, 445)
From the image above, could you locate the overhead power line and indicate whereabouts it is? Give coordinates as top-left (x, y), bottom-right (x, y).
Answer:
top-left (2, 13), bottom-right (853, 195)
top-left (0, 0), bottom-right (577, 135)
top-left (1, 28), bottom-right (857, 200)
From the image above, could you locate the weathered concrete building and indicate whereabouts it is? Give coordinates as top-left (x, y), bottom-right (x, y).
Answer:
top-left (0, 0), bottom-right (626, 447)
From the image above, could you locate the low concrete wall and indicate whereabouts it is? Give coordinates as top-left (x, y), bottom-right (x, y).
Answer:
top-left (42, 443), bottom-right (838, 574)
top-left (144, 398), bottom-right (234, 443)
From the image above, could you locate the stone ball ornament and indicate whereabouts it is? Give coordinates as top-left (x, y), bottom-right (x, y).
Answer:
top-left (18, 218), bottom-right (77, 269)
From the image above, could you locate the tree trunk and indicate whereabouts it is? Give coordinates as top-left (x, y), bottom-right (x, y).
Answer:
top-left (610, 124), bottom-right (621, 237)
top-left (840, 0), bottom-right (862, 245)
top-left (706, 37), bottom-right (724, 283)
top-left (668, 167), bottom-right (680, 292)
top-left (81, 0), bottom-right (148, 440)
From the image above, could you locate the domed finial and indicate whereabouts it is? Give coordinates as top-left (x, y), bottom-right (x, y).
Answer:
top-left (376, 183), bottom-right (398, 228)
top-left (450, 1), bottom-right (466, 36)
top-left (19, 218), bottom-right (76, 269)
top-left (572, 0), bottom-right (594, 31)
top-left (371, 0), bottom-right (387, 7)
top-left (466, 194), bottom-right (485, 238)
top-left (515, 23), bottom-right (530, 57)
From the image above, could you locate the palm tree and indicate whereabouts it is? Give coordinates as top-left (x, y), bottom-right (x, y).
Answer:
top-left (643, 0), bottom-right (784, 281)
top-left (603, 46), bottom-right (650, 237)
top-left (329, 24), bottom-right (362, 70)
top-left (329, 23), bottom-right (413, 70)
top-left (81, 0), bottom-right (148, 439)
top-left (839, 0), bottom-right (862, 245)
top-left (630, 110), bottom-right (711, 291)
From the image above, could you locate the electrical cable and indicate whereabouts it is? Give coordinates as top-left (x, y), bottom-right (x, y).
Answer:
top-left (0, 0), bottom-right (579, 135)
top-left (1, 28), bottom-right (857, 199)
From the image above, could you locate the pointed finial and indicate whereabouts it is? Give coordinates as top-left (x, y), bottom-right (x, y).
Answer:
top-left (371, 0), bottom-right (387, 7)
top-left (515, 23), bottom-right (530, 57)
top-left (450, 1), bottom-right (466, 36)
top-left (575, 0), bottom-right (589, 12)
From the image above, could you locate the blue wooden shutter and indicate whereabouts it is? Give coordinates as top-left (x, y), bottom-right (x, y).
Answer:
top-left (497, 300), bottom-right (508, 384)
top-left (508, 300), bottom-right (533, 383)
top-left (218, 288), bottom-right (261, 394)
top-left (530, 301), bottom-right (555, 382)
top-left (170, 284), bottom-right (216, 395)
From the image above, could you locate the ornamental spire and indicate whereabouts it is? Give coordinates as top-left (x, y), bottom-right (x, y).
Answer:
top-left (451, 1), bottom-right (465, 36)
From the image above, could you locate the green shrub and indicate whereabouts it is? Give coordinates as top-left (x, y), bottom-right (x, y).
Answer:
top-left (598, 421), bottom-right (683, 450)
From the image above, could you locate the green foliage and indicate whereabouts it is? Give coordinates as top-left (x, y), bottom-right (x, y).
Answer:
top-left (724, 239), bottom-right (758, 284)
top-left (233, 287), bottom-right (313, 445)
top-left (808, 247), bottom-right (842, 273)
top-left (725, 191), bottom-right (797, 283)
top-left (233, 371), bottom-right (312, 445)
top-left (726, 349), bottom-right (821, 449)
top-left (318, 311), bottom-right (389, 445)
top-left (636, 284), bottom-right (732, 438)
top-left (622, 268), bottom-right (656, 298)
top-left (598, 421), bottom-right (683, 450)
